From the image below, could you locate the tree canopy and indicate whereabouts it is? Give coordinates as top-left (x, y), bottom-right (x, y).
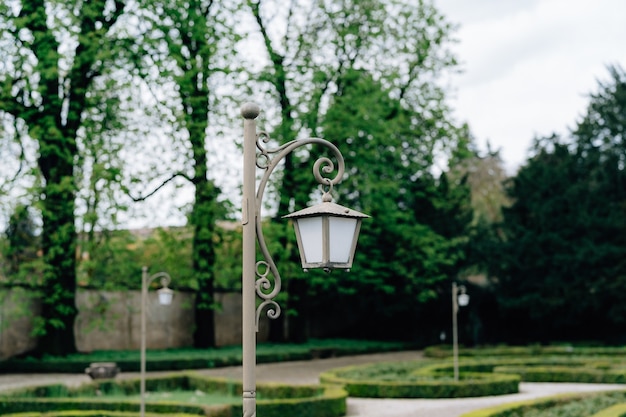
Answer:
top-left (487, 66), bottom-right (626, 343)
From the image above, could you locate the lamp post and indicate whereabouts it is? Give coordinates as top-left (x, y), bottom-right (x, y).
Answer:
top-left (241, 103), bottom-right (368, 417)
top-left (140, 266), bottom-right (174, 417)
top-left (452, 282), bottom-right (469, 382)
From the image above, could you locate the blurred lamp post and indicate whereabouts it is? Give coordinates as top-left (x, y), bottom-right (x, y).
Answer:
top-left (140, 266), bottom-right (174, 417)
top-left (452, 282), bottom-right (469, 382)
top-left (241, 103), bottom-right (368, 417)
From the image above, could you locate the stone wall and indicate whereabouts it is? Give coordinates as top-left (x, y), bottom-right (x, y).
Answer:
top-left (0, 289), bottom-right (266, 359)
top-left (74, 289), bottom-right (196, 352)
top-left (0, 287), bottom-right (39, 359)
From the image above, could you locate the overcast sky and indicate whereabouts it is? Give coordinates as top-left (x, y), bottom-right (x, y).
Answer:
top-left (434, 0), bottom-right (626, 172)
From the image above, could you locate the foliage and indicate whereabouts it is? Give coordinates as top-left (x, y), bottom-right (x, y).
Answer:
top-left (128, 0), bottom-right (244, 348)
top-left (0, 0), bottom-right (479, 350)
top-left (0, 339), bottom-right (408, 373)
top-left (483, 66), bottom-right (626, 344)
top-left (452, 143), bottom-right (511, 226)
top-left (320, 360), bottom-right (519, 398)
top-left (321, 348), bottom-right (626, 399)
top-left (1, 205), bottom-right (43, 285)
top-left (244, 0), bottom-right (471, 342)
top-left (313, 69), bottom-right (473, 340)
top-left (0, 0), bottom-right (142, 355)
top-left (424, 344), bottom-right (626, 358)
top-left (0, 373), bottom-right (345, 417)
top-left (75, 224), bottom-right (246, 291)
top-left (460, 391), bottom-right (626, 417)
top-left (0, 413), bottom-right (202, 417)
top-left (76, 227), bottom-right (197, 290)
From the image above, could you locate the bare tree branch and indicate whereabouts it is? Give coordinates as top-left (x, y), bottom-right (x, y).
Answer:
top-left (129, 171), bottom-right (192, 202)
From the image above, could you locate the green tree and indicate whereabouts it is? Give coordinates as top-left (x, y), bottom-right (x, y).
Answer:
top-left (319, 70), bottom-right (471, 340)
top-left (491, 65), bottom-right (626, 343)
top-left (0, 0), bottom-right (130, 355)
top-left (129, 0), bottom-right (240, 347)
top-left (3, 204), bottom-right (41, 282)
top-left (246, 0), bottom-right (461, 341)
top-left (575, 65), bottom-right (626, 162)
top-left (490, 137), bottom-right (583, 342)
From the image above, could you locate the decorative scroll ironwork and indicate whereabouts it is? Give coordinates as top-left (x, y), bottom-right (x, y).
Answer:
top-left (253, 132), bottom-right (345, 331)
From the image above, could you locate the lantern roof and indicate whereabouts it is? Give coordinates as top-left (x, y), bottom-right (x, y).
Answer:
top-left (283, 201), bottom-right (369, 220)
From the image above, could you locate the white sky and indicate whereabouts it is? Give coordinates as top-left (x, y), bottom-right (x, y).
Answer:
top-left (434, 0), bottom-right (626, 172)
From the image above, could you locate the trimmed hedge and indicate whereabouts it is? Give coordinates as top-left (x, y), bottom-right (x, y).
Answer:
top-left (591, 403), bottom-right (626, 417)
top-left (319, 360), bottom-right (520, 398)
top-left (459, 393), bottom-right (588, 417)
top-left (0, 398), bottom-right (219, 416)
top-left (320, 355), bottom-right (626, 399)
top-left (0, 373), bottom-right (347, 417)
top-left (493, 365), bottom-right (626, 384)
top-left (424, 344), bottom-right (626, 359)
top-left (459, 391), bottom-right (626, 417)
top-left (0, 413), bottom-right (199, 417)
top-left (0, 340), bottom-right (409, 374)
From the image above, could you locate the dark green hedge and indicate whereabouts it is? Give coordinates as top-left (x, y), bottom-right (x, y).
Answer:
top-left (0, 398), bottom-right (215, 416)
top-left (424, 344), bottom-right (626, 359)
top-left (322, 372), bottom-right (519, 398)
top-left (319, 360), bottom-right (520, 398)
top-left (0, 340), bottom-right (409, 373)
top-left (493, 365), bottom-right (626, 384)
top-left (459, 391), bottom-right (626, 417)
top-left (0, 412), bottom-right (200, 417)
top-left (0, 373), bottom-right (346, 417)
top-left (319, 355), bottom-right (626, 399)
top-left (591, 403), bottom-right (626, 417)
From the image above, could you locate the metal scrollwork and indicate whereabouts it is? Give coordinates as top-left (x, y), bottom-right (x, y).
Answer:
top-left (253, 132), bottom-right (345, 330)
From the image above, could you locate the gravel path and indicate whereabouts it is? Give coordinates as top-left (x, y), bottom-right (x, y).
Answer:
top-left (1, 350), bottom-right (624, 417)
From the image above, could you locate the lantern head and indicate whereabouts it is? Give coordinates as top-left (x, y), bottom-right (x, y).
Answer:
top-left (157, 286), bottom-right (174, 306)
top-left (458, 292), bottom-right (470, 307)
top-left (284, 199), bottom-right (369, 271)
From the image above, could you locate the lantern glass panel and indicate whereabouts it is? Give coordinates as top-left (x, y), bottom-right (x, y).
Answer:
top-left (158, 288), bottom-right (173, 306)
top-left (295, 217), bottom-right (323, 263)
top-left (458, 293), bottom-right (470, 307)
top-left (329, 217), bottom-right (357, 263)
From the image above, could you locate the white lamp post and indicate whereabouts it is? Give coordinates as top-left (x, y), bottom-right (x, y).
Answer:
top-left (241, 103), bottom-right (368, 417)
top-left (452, 282), bottom-right (469, 382)
top-left (140, 266), bottom-right (173, 417)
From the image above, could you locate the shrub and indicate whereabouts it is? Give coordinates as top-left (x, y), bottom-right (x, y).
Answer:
top-left (320, 361), bottom-right (520, 398)
top-left (460, 391), bottom-right (626, 417)
top-left (0, 373), bottom-right (347, 417)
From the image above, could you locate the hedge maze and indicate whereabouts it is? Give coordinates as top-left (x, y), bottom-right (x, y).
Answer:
top-left (0, 373), bottom-right (347, 417)
top-left (4, 345), bottom-right (626, 416)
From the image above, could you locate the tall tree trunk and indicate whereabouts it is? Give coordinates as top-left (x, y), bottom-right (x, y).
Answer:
top-left (38, 147), bottom-right (78, 356)
top-left (185, 70), bottom-right (217, 347)
top-left (35, 105), bottom-right (79, 355)
top-left (191, 182), bottom-right (218, 347)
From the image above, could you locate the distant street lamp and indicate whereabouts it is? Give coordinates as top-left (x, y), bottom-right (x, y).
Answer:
top-left (241, 103), bottom-right (368, 417)
top-left (452, 282), bottom-right (469, 382)
top-left (140, 266), bottom-right (174, 417)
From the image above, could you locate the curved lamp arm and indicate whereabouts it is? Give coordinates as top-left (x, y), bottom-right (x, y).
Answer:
top-left (241, 102), bottom-right (351, 417)
top-left (142, 266), bottom-right (172, 290)
top-left (241, 103), bottom-right (346, 331)
top-left (253, 133), bottom-right (345, 329)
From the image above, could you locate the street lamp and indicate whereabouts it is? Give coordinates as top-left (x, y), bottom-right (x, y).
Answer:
top-left (140, 266), bottom-right (174, 417)
top-left (452, 282), bottom-right (469, 382)
top-left (241, 102), bottom-right (368, 417)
